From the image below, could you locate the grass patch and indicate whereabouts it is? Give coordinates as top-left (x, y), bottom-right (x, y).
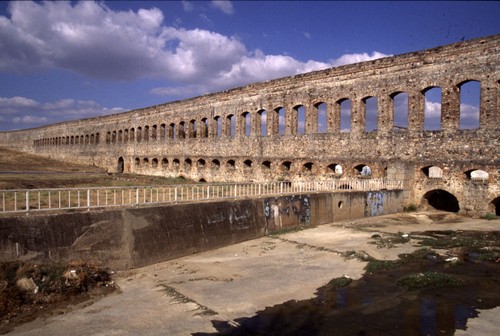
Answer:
top-left (481, 213), bottom-right (497, 220)
top-left (365, 260), bottom-right (400, 272)
top-left (397, 272), bottom-right (464, 289)
top-left (327, 276), bottom-right (352, 288)
top-left (403, 203), bottom-right (417, 212)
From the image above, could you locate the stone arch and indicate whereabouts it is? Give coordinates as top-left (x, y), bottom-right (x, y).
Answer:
top-left (302, 161), bottom-right (314, 172)
top-left (226, 114), bottom-right (235, 138)
top-left (130, 128), bottom-right (135, 142)
top-left (275, 107), bottom-right (286, 135)
top-left (354, 164), bottom-right (372, 177)
top-left (106, 131), bottom-right (111, 144)
top-left (489, 197), bottom-right (500, 216)
top-left (134, 157), bottom-right (140, 167)
top-left (160, 124), bottom-right (166, 142)
top-left (458, 80), bottom-right (480, 129)
top-left (184, 158), bottom-right (192, 171)
top-left (179, 121), bottom-right (186, 139)
top-left (172, 159), bottom-right (180, 171)
top-left (199, 178), bottom-right (207, 183)
top-left (315, 102), bottom-right (327, 133)
top-left (421, 165), bottom-right (443, 178)
top-left (117, 130), bottom-right (123, 142)
top-left (362, 96), bottom-right (378, 132)
top-left (143, 157), bottom-right (149, 167)
top-left (258, 109), bottom-right (267, 136)
top-left (144, 125), bottom-right (150, 142)
top-left (293, 104), bottom-right (306, 134)
top-left (117, 157), bottom-right (124, 173)
top-left (169, 123), bottom-right (176, 139)
top-left (211, 159), bottom-right (220, 170)
top-left (390, 91), bottom-right (409, 131)
top-left (337, 98), bottom-right (351, 132)
top-left (214, 116), bottom-right (222, 138)
top-left (197, 158), bottom-right (206, 169)
top-left (261, 160), bottom-right (271, 170)
top-left (151, 124), bottom-right (157, 141)
top-left (152, 158), bottom-right (158, 168)
top-left (124, 129), bottom-right (129, 142)
top-left (243, 159), bottom-right (253, 168)
top-left (161, 158), bottom-right (168, 170)
top-left (189, 119), bottom-right (197, 138)
top-left (136, 127), bottom-right (142, 143)
top-left (464, 169), bottom-right (489, 181)
top-left (200, 118), bottom-right (209, 138)
top-left (327, 163), bottom-right (343, 175)
top-left (281, 161), bottom-right (292, 172)
top-left (423, 86), bottom-right (442, 130)
top-left (226, 159), bottom-right (236, 169)
top-left (240, 112), bottom-right (251, 137)
top-left (423, 189), bottom-right (460, 213)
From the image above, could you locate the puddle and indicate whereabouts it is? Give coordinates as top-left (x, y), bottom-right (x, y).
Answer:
top-left (195, 231), bottom-right (500, 336)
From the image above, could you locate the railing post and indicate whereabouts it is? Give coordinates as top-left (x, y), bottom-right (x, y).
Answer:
top-left (87, 189), bottom-right (90, 209)
top-left (25, 191), bottom-right (29, 213)
top-left (136, 188), bottom-right (139, 205)
top-left (174, 187), bottom-right (178, 202)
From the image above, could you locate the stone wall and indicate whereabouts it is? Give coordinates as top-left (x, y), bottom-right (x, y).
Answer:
top-left (0, 190), bottom-right (403, 270)
top-left (0, 35), bottom-right (499, 214)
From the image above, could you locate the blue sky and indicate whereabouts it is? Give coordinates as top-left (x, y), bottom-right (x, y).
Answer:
top-left (0, 0), bottom-right (499, 131)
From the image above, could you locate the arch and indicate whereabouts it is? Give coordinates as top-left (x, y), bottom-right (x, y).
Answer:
top-left (275, 107), bottom-right (286, 135)
top-left (117, 157), bottom-right (124, 173)
top-left (172, 159), bottom-right (180, 171)
top-left (211, 159), bottom-right (220, 169)
top-left (199, 178), bottom-right (207, 183)
top-left (281, 161), bottom-right (292, 172)
top-left (423, 189), bottom-right (460, 213)
top-left (354, 164), bottom-right (372, 177)
top-left (136, 127), bottom-right (142, 143)
top-left (184, 158), bottom-right (192, 170)
top-left (200, 118), bottom-right (209, 138)
top-left (197, 158), bottom-right (206, 168)
top-left (160, 124), bottom-right (166, 142)
top-left (130, 128), bottom-right (135, 143)
top-left (363, 96), bottom-right (378, 132)
top-left (169, 123), bottom-right (176, 139)
top-left (152, 158), bottom-right (158, 168)
top-left (262, 161), bottom-right (271, 170)
top-left (458, 80), bottom-right (480, 129)
top-left (490, 197), bottom-right (500, 216)
top-left (390, 91), bottom-right (408, 131)
top-left (143, 157), bottom-right (149, 167)
top-left (117, 130), bottom-right (123, 142)
top-left (464, 169), bottom-right (489, 181)
top-left (151, 125), bottom-right (157, 141)
top-left (258, 109), bottom-right (267, 136)
top-left (302, 162), bottom-right (314, 172)
top-left (421, 165), bottom-right (443, 178)
top-left (338, 98), bottom-right (351, 132)
top-left (316, 102), bottom-right (327, 133)
top-left (227, 159), bottom-right (236, 169)
top-left (214, 116), bottom-right (222, 138)
top-left (241, 112), bottom-right (251, 137)
top-left (95, 132), bottom-right (100, 144)
top-left (134, 157), bottom-right (140, 167)
top-left (106, 131), bottom-right (111, 144)
top-left (144, 125), bottom-right (150, 142)
top-left (189, 119), bottom-right (197, 138)
top-left (327, 163), bottom-right (343, 175)
top-left (243, 159), bottom-right (253, 168)
top-left (161, 158), bottom-right (168, 170)
top-left (423, 86), bottom-right (442, 130)
top-left (294, 104), bottom-right (306, 134)
top-left (111, 132), bottom-right (116, 144)
top-left (124, 129), bottom-right (129, 142)
top-left (179, 121), bottom-right (186, 139)
top-left (226, 114), bottom-right (235, 138)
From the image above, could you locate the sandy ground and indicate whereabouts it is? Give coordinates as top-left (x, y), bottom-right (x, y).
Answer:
top-left (7, 211), bottom-right (499, 336)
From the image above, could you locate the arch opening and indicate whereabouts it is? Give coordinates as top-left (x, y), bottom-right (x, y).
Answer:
top-left (391, 92), bottom-right (408, 131)
top-left (459, 80), bottom-right (480, 129)
top-left (316, 102), bottom-right (327, 133)
top-left (339, 98), bottom-right (351, 132)
top-left (423, 87), bottom-right (442, 130)
top-left (490, 197), bottom-right (500, 216)
top-left (423, 189), bottom-right (460, 213)
top-left (117, 157), bottom-right (124, 174)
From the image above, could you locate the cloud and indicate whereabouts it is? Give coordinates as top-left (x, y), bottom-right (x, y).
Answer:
top-left (211, 1), bottom-right (234, 15)
top-left (0, 1), bottom-right (389, 100)
top-left (0, 95), bottom-right (124, 130)
top-left (181, 1), bottom-right (194, 12)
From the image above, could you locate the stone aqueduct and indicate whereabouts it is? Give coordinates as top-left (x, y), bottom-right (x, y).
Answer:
top-left (0, 35), bottom-right (499, 215)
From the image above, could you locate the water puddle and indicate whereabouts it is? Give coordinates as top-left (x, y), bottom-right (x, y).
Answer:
top-left (195, 230), bottom-right (500, 336)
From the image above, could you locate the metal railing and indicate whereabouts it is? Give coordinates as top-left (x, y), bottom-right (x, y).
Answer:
top-left (0, 178), bottom-right (403, 214)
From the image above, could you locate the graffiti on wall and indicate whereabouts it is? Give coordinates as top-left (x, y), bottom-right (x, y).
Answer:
top-left (264, 195), bottom-right (311, 231)
top-left (367, 192), bottom-right (385, 216)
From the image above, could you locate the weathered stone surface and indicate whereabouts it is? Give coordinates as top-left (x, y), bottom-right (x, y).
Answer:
top-left (0, 35), bottom-right (498, 214)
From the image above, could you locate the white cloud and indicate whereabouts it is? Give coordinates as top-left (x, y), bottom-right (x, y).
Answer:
top-left (211, 1), bottom-right (234, 15)
top-left (425, 101), bottom-right (442, 118)
top-left (0, 95), bottom-right (124, 130)
top-left (0, 1), bottom-right (390, 101)
top-left (181, 1), bottom-right (194, 12)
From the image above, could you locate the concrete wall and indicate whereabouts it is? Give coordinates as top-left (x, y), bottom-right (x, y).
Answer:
top-left (0, 190), bottom-right (403, 270)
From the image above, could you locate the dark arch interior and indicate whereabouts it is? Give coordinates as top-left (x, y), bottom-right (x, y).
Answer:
top-left (491, 197), bottom-right (500, 216)
top-left (117, 157), bottom-right (124, 173)
top-left (424, 189), bottom-right (460, 213)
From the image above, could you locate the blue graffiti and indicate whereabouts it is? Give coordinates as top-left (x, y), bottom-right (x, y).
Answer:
top-left (367, 192), bottom-right (384, 216)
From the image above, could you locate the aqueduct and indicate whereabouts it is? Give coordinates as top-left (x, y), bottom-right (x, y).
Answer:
top-left (0, 35), bottom-right (499, 215)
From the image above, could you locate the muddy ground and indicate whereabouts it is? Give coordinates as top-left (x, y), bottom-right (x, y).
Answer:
top-left (2, 212), bottom-right (498, 336)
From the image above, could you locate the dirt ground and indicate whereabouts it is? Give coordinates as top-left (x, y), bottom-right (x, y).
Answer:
top-left (2, 212), bottom-right (498, 336)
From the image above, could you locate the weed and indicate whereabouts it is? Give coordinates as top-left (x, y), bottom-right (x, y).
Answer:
top-left (365, 260), bottom-right (400, 272)
top-left (403, 203), bottom-right (417, 212)
top-left (327, 276), bottom-right (352, 288)
top-left (397, 272), bottom-right (464, 289)
top-left (481, 213), bottom-right (497, 220)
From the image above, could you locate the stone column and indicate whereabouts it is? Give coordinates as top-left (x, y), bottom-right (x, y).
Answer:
top-left (408, 91), bottom-right (424, 133)
top-left (441, 84), bottom-right (460, 132)
top-left (378, 94), bottom-right (392, 134)
top-left (286, 104), bottom-right (296, 135)
top-left (306, 102), bottom-right (317, 134)
top-left (479, 78), bottom-right (498, 129)
top-left (351, 97), bottom-right (364, 137)
top-left (329, 99), bottom-right (341, 133)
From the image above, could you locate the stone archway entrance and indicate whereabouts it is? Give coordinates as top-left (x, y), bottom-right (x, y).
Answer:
top-left (423, 189), bottom-right (460, 213)
top-left (490, 197), bottom-right (500, 216)
top-left (117, 157), bottom-right (124, 174)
